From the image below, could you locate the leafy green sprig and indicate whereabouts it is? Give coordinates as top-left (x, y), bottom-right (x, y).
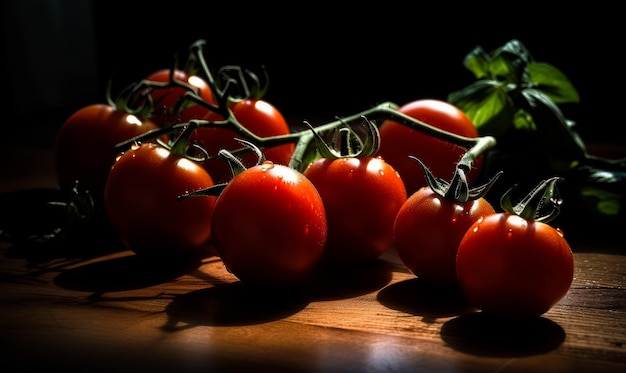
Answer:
top-left (448, 39), bottom-right (626, 233)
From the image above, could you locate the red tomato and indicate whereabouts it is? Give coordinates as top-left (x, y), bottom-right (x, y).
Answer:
top-left (211, 161), bottom-right (327, 286)
top-left (191, 99), bottom-right (296, 183)
top-left (104, 142), bottom-right (217, 259)
top-left (145, 68), bottom-right (215, 127)
top-left (393, 186), bottom-right (495, 286)
top-left (54, 103), bottom-right (159, 201)
top-left (377, 99), bottom-right (482, 196)
top-left (303, 156), bottom-right (407, 262)
top-left (456, 213), bottom-right (574, 319)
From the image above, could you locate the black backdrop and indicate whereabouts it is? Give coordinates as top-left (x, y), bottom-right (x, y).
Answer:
top-left (3, 1), bottom-right (624, 146)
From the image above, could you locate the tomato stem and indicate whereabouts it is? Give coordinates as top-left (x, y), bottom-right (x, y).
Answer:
top-left (168, 121), bottom-right (197, 156)
top-left (189, 39), bottom-right (222, 101)
top-left (458, 136), bottom-right (497, 172)
top-left (115, 39), bottom-right (498, 170)
top-left (114, 101), bottom-right (497, 172)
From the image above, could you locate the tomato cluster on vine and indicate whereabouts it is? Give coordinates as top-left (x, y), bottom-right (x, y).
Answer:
top-left (52, 39), bottom-right (575, 319)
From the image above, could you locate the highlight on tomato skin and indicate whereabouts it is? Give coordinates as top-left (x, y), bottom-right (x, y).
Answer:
top-left (144, 68), bottom-right (216, 128)
top-left (455, 202), bottom-right (575, 319)
top-left (304, 156), bottom-right (407, 263)
top-left (377, 99), bottom-right (483, 196)
top-left (191, 99), bottom-right (296, 184)
top-left (299, 117), bottom-right (408, 263)
top-left (210, 161), bottom-right (328, 287)
top-left (103, 142), bottom-right (217, 260)
top-left (54, 103), bottom-right (160, 203)
top-left (393, 186), bottom-right (496, 287)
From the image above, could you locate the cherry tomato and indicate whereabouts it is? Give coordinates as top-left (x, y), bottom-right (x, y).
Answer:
top-left (377, 99), bottom-right (482, 196)
top-left (145, 68), bottom-right (215, 127)
top-left (394, 186), bottom-right (495, 286)
top-left (456, 213), bottom-right (574, 319)
top-left (54, 103), bottom-right (159, 201)
top-left (191, 99), bottom-right (296, 183)
top-left (303, 156), bottom-right (407, 262)
top-left (210, 161), bottom-right (327, 286)
top-left (104, 142), bottom-right (217, 259)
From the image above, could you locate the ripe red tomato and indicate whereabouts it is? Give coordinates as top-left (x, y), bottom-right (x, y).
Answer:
top-left (145, 68), bottom-right (215, 127)
top-left (303, 156), bottom-right (407, 262)
top-left (456, 213), bottom-right (574, 319)
top-left (104, 142), bottom-right (217, 259)
top-left (210, 161), bottom-right (327, 286)
top-left (190, 99), bottom-right (296, 183)
top-left (394, 186), bottom-right (495, 286)
top-left (377, 99), bottom-right (482, 196)
top-left (54, 103), bottom-right (159, 201)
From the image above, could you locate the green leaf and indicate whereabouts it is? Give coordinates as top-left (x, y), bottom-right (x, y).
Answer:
top-left (527, 62), bottom-right (580, 104)
top-left (463, 45), bottom-right (492, 79)
top-left (491, 39), bottom-right (533, 84)
top-left (578, 167), bottom-right (626, 216)
top-left (448, 80), bottom-right (502, 120)
top-left (463, 40), bottom-right (532, 85)
top-left (448, 80), bottom-right (512, 137)
top-left (583, 187), bottom-right (622, 216)
top-left (512, 109), bottom-right (536, 131)
top-left (516, 89), bottom-right (587, 160)
top-left (496, 39), bottom-right (533, 65)
top-left (488, 54), bottom-right (519, 82)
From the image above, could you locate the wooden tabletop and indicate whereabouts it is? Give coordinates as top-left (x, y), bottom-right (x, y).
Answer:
top-left (1, 146), bottom-right (625, 373)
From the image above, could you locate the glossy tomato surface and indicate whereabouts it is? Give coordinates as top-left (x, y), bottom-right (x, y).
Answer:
top-left (145, 68), bottom-right (215, 127)
top-left (303, 156), bottom-right (407, 262)
top-left (211, 161), bottom-right (327, 286)
top-left (456, 213), bottom-right (574, 319)
top-left (104, 143), bottom-right (217, 259)
top-left (377, 99), bottom-right (482, 196)
top-left (191, 99), bottom-right (295, 183)
top-left (394, 186), bottom-right (495, 286)
top-left (54, 103), bottom-right (159, 201)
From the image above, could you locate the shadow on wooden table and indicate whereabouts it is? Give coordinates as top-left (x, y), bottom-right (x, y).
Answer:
top-left (377, 278), bottom-right (477, 320)
top-left (52, 253), bottom-right (206, 293)
top-left (378, 278), bottom-right (566, 359)
top-left (440, 312), bottom-right (566, 357)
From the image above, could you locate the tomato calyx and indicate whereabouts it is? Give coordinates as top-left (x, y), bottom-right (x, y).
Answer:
top-left (178, 138), bottom-right (266, 201)
top-left (217, 64), bottom-right (270, 102)
top-left (500, 176), bottom-right (564, 223)
top-left (129, 69), bottom-right (212, 121)
top-left (412, 155), bottom-right (502, 203)
top-left (216, 138), bottom-right (266, 179)
top-left (59, 180), bottom-right (98, 224)
top-left (166, 121), bottom-right (208, 159)
top-left (187, 40), bottom-right (271, 116)
top-left (102, 77), bottom-right (154, 120)
top-left (307, 116), bottom-right (380, 160)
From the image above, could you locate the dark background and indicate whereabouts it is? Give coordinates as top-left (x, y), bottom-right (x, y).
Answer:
top-left (3, 0), bottom-right (625, 148)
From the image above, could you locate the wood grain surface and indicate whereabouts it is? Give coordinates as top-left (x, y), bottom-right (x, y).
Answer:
top-left (1, 239), bottom-right (624, 373)
top-left (1, 146), bottom-right (625, 372)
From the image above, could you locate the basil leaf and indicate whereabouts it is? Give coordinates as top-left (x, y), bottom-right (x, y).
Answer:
top-left (528, 62), bottom-right (580, 104)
